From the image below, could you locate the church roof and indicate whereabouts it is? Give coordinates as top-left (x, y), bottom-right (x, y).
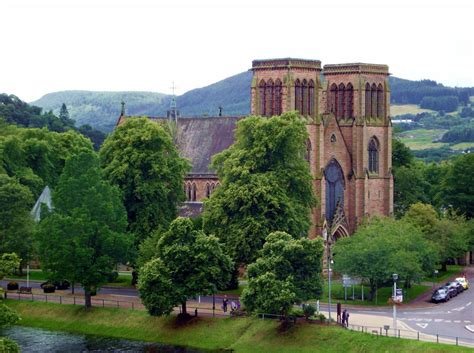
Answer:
top-left (149, 116), bottom-right (241, 174)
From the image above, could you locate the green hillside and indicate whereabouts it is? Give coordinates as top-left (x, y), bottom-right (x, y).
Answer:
top-left (30, 73), bottom-right (474, 133)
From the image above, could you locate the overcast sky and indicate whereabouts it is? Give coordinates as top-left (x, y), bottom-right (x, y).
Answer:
top-left (1, 0), bottom-right (472, 102)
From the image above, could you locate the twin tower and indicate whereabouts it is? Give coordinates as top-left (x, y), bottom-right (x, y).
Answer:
top-left (250, 58), bottom-right (393, 238)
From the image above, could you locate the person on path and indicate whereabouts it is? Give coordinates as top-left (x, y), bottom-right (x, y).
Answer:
top-left (222, 295), bottom-right (228, 313)
top-left (345, 311), bottom-right (350, 327)
top-left (342, 309), bottom-right (347, 327)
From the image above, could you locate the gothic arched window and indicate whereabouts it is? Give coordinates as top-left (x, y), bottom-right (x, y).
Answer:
top-left (265, 79), bottom-right (274, 117)
top-left (325, 159), bottom-right (345, 224)
top-left (186, 182), bottom-right (192, 201)
top-left (295, 79), bottom-right (302, 113)
top-left (337, 83), bottom-right (345, 120)
top-left (308, 80), bottom-right (315, 116)
top-left (345, 83), bottom-right (354, 119)
top-left (371, 83), bottom-right (377, 119)
top-left (259, 80), bottom-right (266, 116)
top-left (329, 83), bottom-right (337, 115)
top-left (206, 183), bottom-right (211, 198)
top-left (368, 137), bottom-right (379, 173)
top-left (365, 83), bottom-right (371, 117)
top-left (191, 183), bottom-right (197, 201)
top-left (377, 84), bottom-right (384, 118)
top-left (301, 79), bottom-right (308, 115)
top-left (274, 79), bottom-right (282, 115)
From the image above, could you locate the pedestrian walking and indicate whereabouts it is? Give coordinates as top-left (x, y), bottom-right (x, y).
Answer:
top-left (345, 311), bottom-right (350, 327)
top-left (342, 309), bottom-right (347, 327)
top-left (222, 295), bottom-right (228, 313)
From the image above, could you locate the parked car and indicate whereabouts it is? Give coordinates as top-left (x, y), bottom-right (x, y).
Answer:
top-left (446, 281), bottom-right (463, 294)
top-left (432, 288), bottom-right (450, 303)
top-left (441, 285), bottom-right (458, 299)
top-left (455, 277), bottom-right (469, 290)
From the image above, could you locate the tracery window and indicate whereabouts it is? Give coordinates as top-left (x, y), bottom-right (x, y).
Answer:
top-left (274, 79), bottom-right (282, 115)
top-left (368, 137), bottom-right (379, 173)
top-left (308, 80), bottom-right (315, 116)
top-left (371, 83), bottom-right (377, 119)
top-left (259, 80), bottom-right (266, 116)
top-left (377, 84), bottom-right (384, 118)
top-left (265, 79), bottom-right (274, 117)
top-left (345, 83), bottom-right (354, 119)
top-left (337, 83), bottom-right (345, 119)
top-left (301, 79), bottom-right (308, 115)
top-left (191, 183), bottom-right (197, 201)
top-left (295, 79), bottom-right (302, 113)
top-left (206, 183), bottom-right (211, 198)
top-left (325, 159), bottom-right (345, 224)
top-left (329, 83), bottom-right (337, 115)
top-left (365, 83), bottom-right (371, 117)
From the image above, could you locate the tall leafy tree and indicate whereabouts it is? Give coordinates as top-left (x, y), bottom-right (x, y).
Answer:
top-left (439, 154), bottom-right (474, 218)
top-left (242, 231), bottom-right (323, 316)
top-left (333, 217), bottom-right (436, 299)
top-left (100, 118), bottom-right (190, 250)
top-left (203, 112), bottom-right (316, 266)
top-left (0, 175), bottom-right (34, 271)
top-left (37, 151), bottom-right (131, 308)
top-left (138, 217), bottom-right (232, 316)
top-left (0, 252), bottom-right (20, 353)
top-left (59, 103), bottom-right (70, 123)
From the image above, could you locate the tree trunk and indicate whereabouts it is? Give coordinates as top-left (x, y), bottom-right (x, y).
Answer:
top-left (369, 282), bottom-right (377, 301)
top-left (131, 271), bottom-right (138, 286)
top-left (181, 301), bottom-right (187, 315)
top-left (441, 262), bottom-right (447, 272)
top-left (85, 289), bottom-right (92, 309)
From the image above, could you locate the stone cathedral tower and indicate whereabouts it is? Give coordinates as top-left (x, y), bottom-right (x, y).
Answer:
top-left (250, 58), bottom-right (393, 238)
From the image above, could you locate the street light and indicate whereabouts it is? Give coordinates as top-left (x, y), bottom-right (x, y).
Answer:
top-left (433, 269), bottom-right (439, 288)
top-left (392, 273), bottom-right (398, 335)
top-left (323, 228), bottom-right (332, 321)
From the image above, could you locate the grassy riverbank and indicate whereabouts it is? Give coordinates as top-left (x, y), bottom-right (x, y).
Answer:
top-left (6, 301), bottom-right (470, 352)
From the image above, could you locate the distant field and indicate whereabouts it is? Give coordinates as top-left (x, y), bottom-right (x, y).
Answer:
top-left (391, 104), bottom-right (434, 116)
top-left (449, 142), bottom-right (474, 151)
top-left (398, 129), bottom-right (448, 150)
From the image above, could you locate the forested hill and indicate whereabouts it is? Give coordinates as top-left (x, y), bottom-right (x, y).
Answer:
top-left (31, 72), bottom-right (474, 133)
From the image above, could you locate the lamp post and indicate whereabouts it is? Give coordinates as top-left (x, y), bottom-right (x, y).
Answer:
top-left (392, 273), bottom-right (398, 335)
top-left (433, 269), bottom-right (439, 288)
top-left (323, 228), bottom-right (332, 321)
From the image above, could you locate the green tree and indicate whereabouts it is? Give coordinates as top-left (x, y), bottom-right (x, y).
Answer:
top-left (393, 162), bottom-right (428, 217)
top-left (59, 103), bottom-right (70, 123)
top-left (392, 138), bottom-right (414, 170)
top-left (100, 117), bottom-right (190, 250)
top-left (37, 151), bottom-right (131, 308)
top-left (333, 217), bottom-right (435, 299)
top-left (439, 154), bottom-right (474, 218)
top-left (138, 217), bottom-right (232, 316)
top-left (203, 112), bottom-right (316, 267)
top-left (0, 252), bottom-right (20, 353)
top-left (0, 175), bottom-right (34, 271)
top-left (245, 231), bottom-right (323, 303)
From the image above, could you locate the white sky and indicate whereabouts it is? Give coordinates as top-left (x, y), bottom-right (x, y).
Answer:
top-left (1, 0), bottom-right (472, 102)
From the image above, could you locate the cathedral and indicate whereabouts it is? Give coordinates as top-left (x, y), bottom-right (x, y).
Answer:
top-left (117, 58), bottom-right (393, 239)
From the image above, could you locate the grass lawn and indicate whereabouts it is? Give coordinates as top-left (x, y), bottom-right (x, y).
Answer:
top-left (449, 142), bottom-right (474, 151)
top-left (398, 129), bottom-right (448, 150)
top-left (421, 265), bottom-right (465, 284)
top-left (317, 281), bottom-right (430, 306)
top-left (391, 104), bottom-right (435, 116)
top-left (5, 300), bottom-right (469, 353)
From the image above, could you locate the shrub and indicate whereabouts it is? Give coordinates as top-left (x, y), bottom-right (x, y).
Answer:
top-left (303, 304), bottom-right (316, 319)
top-left (318, 313), bottom-right (326, 323)
top-left (7, 282), bottom-right (18, 291)
top-left (290, 307), bottom-right (305, 318)
top-left (43, 284), bottom-right (55, 293)
top-left (107, 271), bottom-right (119, 282)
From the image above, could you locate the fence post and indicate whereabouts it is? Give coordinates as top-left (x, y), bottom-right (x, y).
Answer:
top-left (60, 296), bottom-right (62, 304)
top-left (398, 329), bottom-right (400, 338)
top-left (417, 331), bottom-right (419, 341)
top-left (436, 334), bottom-right (439, 343)
top-left (456, 337), bottom-right (458, 346)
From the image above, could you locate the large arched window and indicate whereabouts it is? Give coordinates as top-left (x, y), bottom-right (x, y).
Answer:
top-left (371, 83), bottom-right (377, 119)
top-left (308, 80), bottom-right (315, 116)
top-left (265, 79), bottom-right (274, 117)
top-left (345, 83), bottom-right (354, 119)
top-left (377, 84), bottom-right (384, 118)
top-left (185, 182), bottom-right (192, 201)
top-left (325, 159), bottom-right (345, 224)
top-left (329, 83), bottom-right (337, 115)
top-left (274, 79), bottom-right (282, 115)
top-left (294, 79), bottom-right (302, 113)
top-left (368, 137), bottom-right (379, 173)
top-left (365, 83), bottom-right (371, 117)
top-left (305, 139), bottom-right (312, 162)
top-left (206, 183), bottom-right (211, 198)
top-left (259, 80), bottom-right (266, 116)
top-left (191, 183), bottom-right (197, 201)
top-left (301, 79), bottom-right (308, 115)
top-left (337, 83), bottom-right (345, 120)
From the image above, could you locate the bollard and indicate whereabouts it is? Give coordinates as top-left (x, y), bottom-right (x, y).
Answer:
top-left (456, 337), bottom-right (458, 346)
top-left (436, 334), bottom-right (439, 343)
top-left (417, 331), bottom-right (419, 341)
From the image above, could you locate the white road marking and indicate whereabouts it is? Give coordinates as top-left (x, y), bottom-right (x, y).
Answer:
top-left (434, 319), bottom-right (443, 322)
top-left (454, 320), bottom-right (461, 323)
top-left (464, 320), bottom-right (472, 323)
top-left (466, 302), bottom-right (472, 307)
top-left (416, 323), bottom-right (428, 329)
top-left (452, 306), bottom-right (465, 311)
top-left (445, 320), bottom-right (452, 323)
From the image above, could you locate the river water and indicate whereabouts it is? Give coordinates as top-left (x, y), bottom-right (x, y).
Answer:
top-left (2, 326), bottom-right (209, 353)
